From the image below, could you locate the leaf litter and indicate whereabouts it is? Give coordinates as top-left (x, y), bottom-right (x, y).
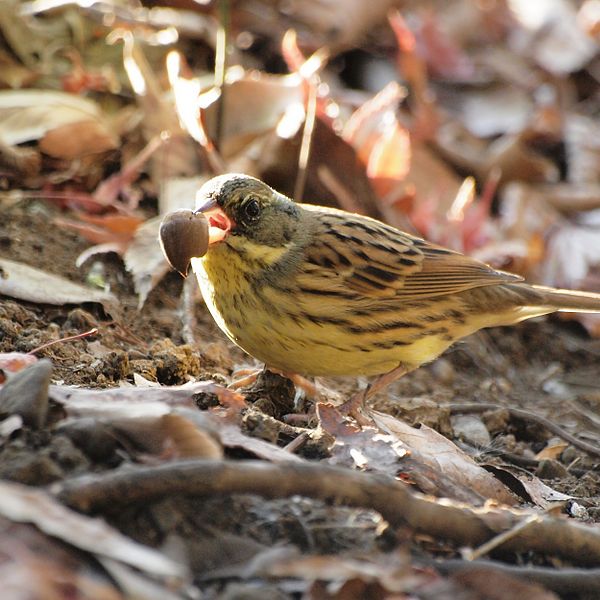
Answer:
top-left (1, 0), bottom-right (600, 597)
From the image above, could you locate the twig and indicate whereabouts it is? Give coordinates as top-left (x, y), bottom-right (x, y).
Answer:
top-left (449, 403), bottom-right (600, 459)
top-left (28, 328), bottom-right (98, 355)
top-left (214, 0), bottom-right (230, 149)
top-left (430, 558), bottom-right (600, 596)
top-left (283, 431), bottom-right (310, 453)
top-left (53, 459), bottom-right (600, 566)
top-left (463, 513), bottom-right (540, 561)
top-left (293, 79), bottom-right (318, 202)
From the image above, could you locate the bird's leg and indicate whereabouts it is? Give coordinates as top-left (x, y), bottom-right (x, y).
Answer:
top-left (285, 373), bottom-right (320, 398)
top-left (229, 367), bottom-right (263, 389)
top-left (337, 364), bottom-right (414, 424)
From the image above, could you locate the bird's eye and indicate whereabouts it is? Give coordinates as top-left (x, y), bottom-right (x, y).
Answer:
top-left (242, 197), bottom-right (261, 222)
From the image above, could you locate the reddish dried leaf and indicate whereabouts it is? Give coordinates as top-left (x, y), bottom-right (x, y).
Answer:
top-left (315, 402), bottom-right (361, 438)
top-left (417, 11), bottom-right (476, 81)
top-left (367, 121), bottom-right (411, 197)
top-left (0, 353), bottom-right (38, 383)
top-left (78, 213), bottom-right (143, 236)
top-left (54, 218), bottom-right (132, 246)
top-left (343, 82), bottom-right (405, 165)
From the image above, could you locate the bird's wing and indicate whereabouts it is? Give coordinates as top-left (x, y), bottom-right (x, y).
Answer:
top-left (299, 208), bottom-right (521, 300)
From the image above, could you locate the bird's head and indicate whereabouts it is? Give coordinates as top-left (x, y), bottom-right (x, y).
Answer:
top-left (195, 173), bottom-right (301, 248)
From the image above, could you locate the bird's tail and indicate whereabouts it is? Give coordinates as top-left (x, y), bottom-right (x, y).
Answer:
top-left (531, 285), bottom-right (600, 313)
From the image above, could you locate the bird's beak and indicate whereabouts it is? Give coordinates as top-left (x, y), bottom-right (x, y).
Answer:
top-left (194, 195), bottom-right (233, 245)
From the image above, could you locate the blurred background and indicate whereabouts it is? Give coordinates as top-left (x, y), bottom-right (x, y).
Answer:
top-left (2, 0), bottom-right (600, 321)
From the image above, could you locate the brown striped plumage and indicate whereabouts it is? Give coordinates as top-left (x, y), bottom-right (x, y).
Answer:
top-left (190, 174), bottom-right (600, 390)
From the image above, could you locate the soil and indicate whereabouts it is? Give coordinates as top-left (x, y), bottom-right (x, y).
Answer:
top-left (2, 199), bottom-right (600, 595)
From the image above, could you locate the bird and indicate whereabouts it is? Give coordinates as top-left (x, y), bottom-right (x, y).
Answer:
top-left (160, 173), bottom-right (600, 414)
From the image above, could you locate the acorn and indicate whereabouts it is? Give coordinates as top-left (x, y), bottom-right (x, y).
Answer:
top-left (159, 209), bottom-right (209, 277)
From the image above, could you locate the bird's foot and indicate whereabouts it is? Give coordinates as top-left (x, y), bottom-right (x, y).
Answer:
top-left (334, 388), bottom-right (375, 427)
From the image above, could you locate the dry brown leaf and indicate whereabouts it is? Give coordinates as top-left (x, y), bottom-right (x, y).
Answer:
top-left (371, 411), bottom-right (517, 505)
top-left (160, 413), bottom-right (223, 459)
top-left (484, 464), bottom-right (573, 509)
top-left (0, 258), bottom-right (117, 314)
top-left (203, 70), bottom-right (304, 159)
top-left (0, 90), bottom-right (118, 158)
top-left (235, 0), bottom-right (399, 51)
top-left (49, 381), bottom-right (240, 418)
top-left (343, 82), bottom-right (406, 163)
top-left (403, 143), bottom-right (464, 236)
top-left (123, 216), bottom-right (171, 307)
top-left (535, 441), bottom-right (570, 461)
top-left (0, 519), bottom-right (124, 600)
top-left (416, 10), bottom-right (477, 81)
top-left (436, 122), bottom-right (559, 185)
top-left (207, 417), bottom-right (305, 464)
top-left (99, 412), bottom-right (223, 461)
top-left (40, 119), bottom-right (118, 159)
top-left (0, 48), bottom-right (36, 88)
top-left (0, 481), bottom-right (184, 579)
top-left (55, 213), bottom-right (143, 250)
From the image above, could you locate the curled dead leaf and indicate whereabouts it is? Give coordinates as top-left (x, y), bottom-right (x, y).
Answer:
top-left (39, 119), bottom-right (118, 159)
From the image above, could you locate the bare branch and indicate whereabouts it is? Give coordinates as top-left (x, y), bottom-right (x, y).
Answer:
top-left (53, 459), bottom-right (600, 566)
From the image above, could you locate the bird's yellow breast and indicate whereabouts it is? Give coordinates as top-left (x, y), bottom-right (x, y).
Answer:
top-left (191, 243), bottom-right (477, 377)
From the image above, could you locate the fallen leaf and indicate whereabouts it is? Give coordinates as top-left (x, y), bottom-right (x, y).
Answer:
top-left (0, 258), bottom-right (117, 314)
top-left (123, 216), bottom-right (171, 307)
top-left (0, 518), bottom-right (124, 600)
top-left (371, 411), bottom-right (517, 505)
top-left (204, 69), bottom-right (305, 159)
top-left (416, 10), bottom-right (476, 81)
top-left (0, 89), bottom-right (118, 158)
top-left (0, 352), bottom-right (38, 383)
top-left (0, 481), bottom-right (184, 579)
top-left (40, 120), bottom-right (118, 159)
top-left (535, 441), bottom-right (569, 461)
top-left (212, 420), bottom-right (305, 464)
top-left (49, 380), bottom-right (240, 418)
top-left (483, 464), bottom-right (572, 509)
top-left (88, 411), bottom-right (224, 462)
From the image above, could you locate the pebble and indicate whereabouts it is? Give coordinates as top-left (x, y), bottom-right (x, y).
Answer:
top-left (451, 414), bottom-right (491, 447)
top-left (536, 458), bottom-right (569, 480)
top-left (560, 445), bottom-right (578, 464)
top-left (0, 359), bottom-right (52, 429)
top-left (430, 358), bottom-right (455, 384)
